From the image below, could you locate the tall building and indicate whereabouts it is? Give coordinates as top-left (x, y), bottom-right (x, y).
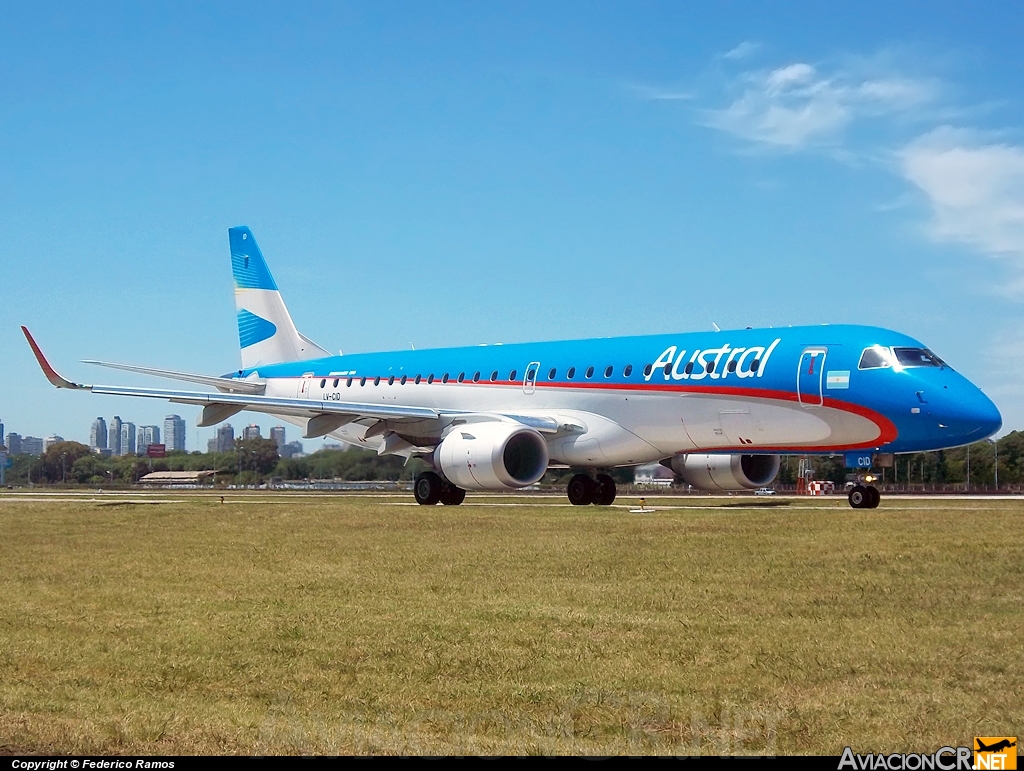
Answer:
top-left (43, 435), bottom-right (64, 452)
top-left (270, 426), bottom-right (286, 449)
top-left (0, 420), bottom-right (4, 450)
top-left (21, 436), bottom-right (44, 456)
top-left (215, 424), bottom-right (235, 453)
top-left (6, 432), bottom-right (22, 455)
top-left (137, 425), bottom-right (160, 454)
top-left (164, 415), bottom-right (186, 452)
top-left (243, 424), bottom-right (261, 440)
top-left (207, 437), bottom-right (218, 454)
top-left (90, 417), bottom-right (108, 451)
top-left (280, 440), bottom-right (304, 459)
top-left (120, 422), bottom-right (136, 456)
top-left (109, 416), bottom-right (122, 457)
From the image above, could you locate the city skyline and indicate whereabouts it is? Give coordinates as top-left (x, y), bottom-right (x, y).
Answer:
top-left (5, 414), bottom-right (305, 457)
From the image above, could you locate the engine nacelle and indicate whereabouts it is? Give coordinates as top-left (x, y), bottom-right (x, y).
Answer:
top-left (435, 422), bottom-right (549, 491)
top-left (666, 453), bottom-right (780, 491)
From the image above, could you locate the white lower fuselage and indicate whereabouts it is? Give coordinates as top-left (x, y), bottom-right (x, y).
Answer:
top-left (262, 376), bottom-right (884, 465)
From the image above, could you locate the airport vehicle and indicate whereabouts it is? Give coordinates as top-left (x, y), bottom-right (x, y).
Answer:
top-left (22, 227), bottom-right (1001, 509)
top-left (754, 487), bottom-right (776, 496)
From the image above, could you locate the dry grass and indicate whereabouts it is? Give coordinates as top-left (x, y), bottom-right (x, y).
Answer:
top-left (0, 492), bottom-right (1020, 755)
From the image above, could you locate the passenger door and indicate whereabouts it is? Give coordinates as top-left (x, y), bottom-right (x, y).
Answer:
top-left (797, 348), bottom-right (827, 407)
top-left (523, 361), bottom-right (541, 395)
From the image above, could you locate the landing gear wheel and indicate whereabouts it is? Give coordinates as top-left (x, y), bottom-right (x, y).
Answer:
top-left (866, 485), bottom-right (880, 509)
top-left (439, 483), bottom-right (466, 506)
top-left (567, 474), bottom-right (595, 506)
top-left (414, 472), bottom-right (443, 505)
top-left (593, 473), bottom-right (617, 506)
top-left (848, 484), bottom-right (868, 509)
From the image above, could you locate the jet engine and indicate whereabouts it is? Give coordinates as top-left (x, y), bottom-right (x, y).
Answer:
top-left (435, 422), bottom-right (549, 490)
top-left (665, 453), bottom-right (780, 491)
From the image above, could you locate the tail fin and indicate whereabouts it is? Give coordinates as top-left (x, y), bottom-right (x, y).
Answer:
top-left (229, 226), bottom-right (330, 369)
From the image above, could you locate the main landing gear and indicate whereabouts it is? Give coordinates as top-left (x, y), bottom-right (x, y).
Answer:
top-left (848, 484), bottom-right (880, 509)
top-left (414, 472), bottom-right (466, 506)
top-left (567, 473), bottom-right (617, 506)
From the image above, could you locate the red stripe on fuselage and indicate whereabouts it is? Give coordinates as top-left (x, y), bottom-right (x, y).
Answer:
top-left (292, 377), bottom-right (899, 449)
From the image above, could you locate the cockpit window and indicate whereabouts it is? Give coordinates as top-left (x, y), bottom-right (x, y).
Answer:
top-left (893, 347), bottom-right (946, 368)
top-left (858, 346), bottom-right (893, 370)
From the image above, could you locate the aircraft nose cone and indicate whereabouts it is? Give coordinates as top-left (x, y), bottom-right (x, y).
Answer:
top-left (959, 389), bottom-right (1002, 442)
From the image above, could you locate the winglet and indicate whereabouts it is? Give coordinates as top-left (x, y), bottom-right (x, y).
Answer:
top-left (21, 326), bottom-right (91, 390)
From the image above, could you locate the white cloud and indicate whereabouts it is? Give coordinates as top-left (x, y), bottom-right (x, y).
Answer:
top-left (722, 41), bottom-right (760, 60)
top-left (702, 61), bottom-right (937, 149)
top-left (633, 84), bottom-right (694, 101)
top-left (901, 127), bottom-right (1024, 279)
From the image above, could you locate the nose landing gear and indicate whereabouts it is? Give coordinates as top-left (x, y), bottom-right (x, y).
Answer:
top-left (567, 472), bottom-right (617, 506)
top-left (848, 484), bottom-right (880, 509)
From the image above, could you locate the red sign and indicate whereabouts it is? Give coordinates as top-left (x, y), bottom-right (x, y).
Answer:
top-left (146, 444), bottom-right (166, 458)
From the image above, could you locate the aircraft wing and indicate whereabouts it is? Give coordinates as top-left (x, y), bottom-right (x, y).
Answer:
top-left (80, 359), bottom-right (267, 394)
top-left (22, 327), bottom-right (561, 432)
top-left (24, 326), bottom-right (438, 423)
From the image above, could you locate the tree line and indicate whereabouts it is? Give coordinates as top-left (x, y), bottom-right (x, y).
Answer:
top-left (5, 438), bottom-right (421, 486)
top-left (775, 432), bottom-right (1022, 487)
top-left (6, 431), bottom-right (1023, 488)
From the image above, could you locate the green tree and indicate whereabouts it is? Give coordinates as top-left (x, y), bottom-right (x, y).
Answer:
top-left (234, 437), bottom-right (280, 480)
top-left (71, 453), bottom-right (106, 484)
top-left (37, 441), bottom-right (92, 483)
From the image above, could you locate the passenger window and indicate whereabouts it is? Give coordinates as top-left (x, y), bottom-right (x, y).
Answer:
top-left (360, 377), bottom-right (366, 387)
top-left (346, 378), bottom-right (353, 387)
top-left (319, 379), bottom-right (326, 388)
top-left (585, 366), bottom-right (594, 379)
top-left (663, 363), bottom-right (671, 377)
top-left (400, 375), bottom-right (407, 385)
top-left (623, 364), bottom-right (632, 377)
top-left (706, 361), bottom-right (714, 374)
top-left (727, 360), bottom-right (737, 373)
top-left (415, 375), bottom-right (421, 384)
top-left (604, 365), bottom-right (613, 378)
top-left (490, 371), bottom-right (498, 382)
top-left (751, 359), bottom-right (759, 372)
top-left (388, 375), bottom-right (395, 385)
top-left (333, 378), bottom-right (339, 388)
top-left (473, 372), bottom-right (480, 382)
top-left (684, 362), bottom-right (693, 375)
top-left (567, 367), bottom-right (575, 379)
top-left (548, 367), bottom-right (557, 380)
top-left (509, 370), bottom-right (517, 381)
top-left (458, 372), bottom-right (465, 383)
top-left (859, 346), bottom-right (893, 369)
top-left (374, 376), bottom-right (381, 386)
top-left (643, 364), bottom-right (652, 377)
top-left (427, 374), bottom-right (434, 384)
top-left (442, 373), bottom-right (449, 383)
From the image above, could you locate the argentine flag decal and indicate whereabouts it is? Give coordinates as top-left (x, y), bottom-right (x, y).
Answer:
top-left (237, 309), bottom-right (277, 348)
top-left (826, 370), bottom-right (850, 390)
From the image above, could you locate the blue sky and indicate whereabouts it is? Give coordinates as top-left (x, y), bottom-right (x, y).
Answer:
top-left (2, 2), bottom-right (1023, 449)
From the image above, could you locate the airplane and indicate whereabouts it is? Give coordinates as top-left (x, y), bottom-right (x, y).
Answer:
top-left (976, 739), bottom-right (1016, 753)
top-left (22, 226), bottom-right (1002, 508)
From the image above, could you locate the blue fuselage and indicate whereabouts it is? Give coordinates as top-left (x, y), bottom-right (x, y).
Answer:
top-left (237, 324), bottom-right (1000, 462)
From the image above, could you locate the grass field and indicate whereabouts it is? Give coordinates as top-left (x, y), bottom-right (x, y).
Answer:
top-left (0, 491), bottom-right (1020, 755)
